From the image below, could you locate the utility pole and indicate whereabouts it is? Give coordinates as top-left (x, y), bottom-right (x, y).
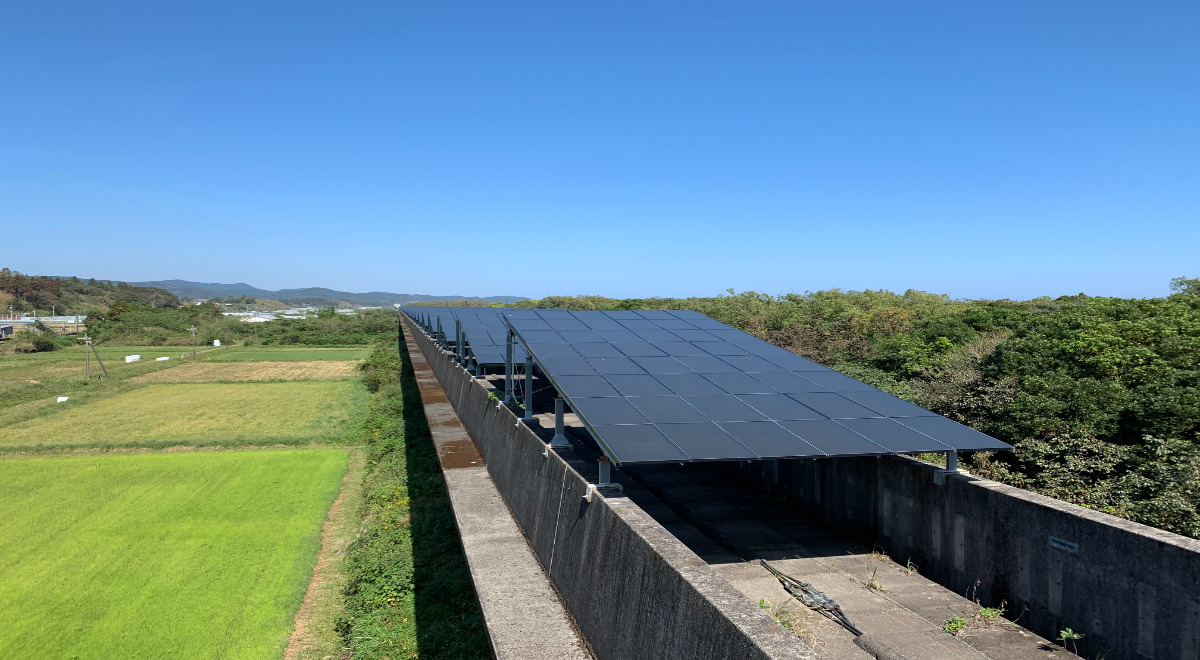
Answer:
top-left (190, 325), bottom-right (197, 356)
top-left (85, 335), bottom-right (90, 379)
top-left (84, 334), bottom-right (109, 380)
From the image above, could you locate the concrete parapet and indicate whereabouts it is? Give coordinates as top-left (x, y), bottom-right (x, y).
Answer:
top-left (737, 454), bottom-right (1200, 659)
top-left (405, 318), bottom-right (819, 660)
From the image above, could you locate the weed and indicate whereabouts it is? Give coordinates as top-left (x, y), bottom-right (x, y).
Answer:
top-left (944, 616), bottom-right (969, 636)
top-left (979, 606), bottom-right (1003, 620)
top-left (757, 598), bottom-right (813, 644)
top-left (905, 558), bottom-right (919, 575)
top-left (865, 568), bottom-right (888, 592)
top-left (869, 544), bottom-right (890, 562)
top-left (1057, 627), bottom-right (1084, 654)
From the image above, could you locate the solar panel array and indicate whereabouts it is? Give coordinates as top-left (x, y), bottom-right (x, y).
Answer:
top-left (500, 309), bottom-right (1012, 465)
top-left (400, 306), bottom-right (526, 365)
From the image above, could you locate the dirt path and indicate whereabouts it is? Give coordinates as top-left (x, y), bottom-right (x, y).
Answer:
top-left (284, 449), bottom-right (367, 660)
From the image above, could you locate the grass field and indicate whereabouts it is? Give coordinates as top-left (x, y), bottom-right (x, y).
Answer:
top-left (2, 381), bottom-right (366, 449)
top-left (207, 348), bottom-right (372, 362)
top-left (0, 450), bottom-right (349, 660)
top-left (0, 346), bottom-right (191, 387)
top-left (130, 360), bottom-right (360, 383)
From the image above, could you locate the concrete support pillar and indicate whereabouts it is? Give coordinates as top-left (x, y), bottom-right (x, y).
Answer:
top-left (504, 330), bottom-right (515, 403)
top-left (523, 355), bottom-right (534, 421)
top-left (550, 398), bottom-right (570, 448)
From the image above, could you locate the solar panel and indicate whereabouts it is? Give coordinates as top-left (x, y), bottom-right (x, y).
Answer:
top-left (401, 306), bottom-right (526, 366)
top-left (496, 309), bottom-right (1012, 465)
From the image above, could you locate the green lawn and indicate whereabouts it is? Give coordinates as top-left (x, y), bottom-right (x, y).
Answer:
top-left (0, 449), bottom-right (349, 659)
top-left (207, 348), bottom-right (372, 362)
top-left (2, 381), bottom-right (366, 449)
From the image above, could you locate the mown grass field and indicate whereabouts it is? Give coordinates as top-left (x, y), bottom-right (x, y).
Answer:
top-left (0, 345), bottom-right (195, 396)
top-left (2, 381), bottom-right (367, 450)
top-left (131, 360), bottom-right (360, 383)
top-left (0, 450), bottom-right (349, 660)
top-left (207, 347), bottom-right (372, 362)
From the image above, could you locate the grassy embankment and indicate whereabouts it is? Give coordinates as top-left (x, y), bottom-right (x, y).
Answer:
top-left (337, 342), bottom-right (490, 658)
top-left (0, 449), bottom-right (348, 660)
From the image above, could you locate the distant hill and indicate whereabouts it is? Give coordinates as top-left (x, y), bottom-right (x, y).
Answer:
top-left (2, 269), bottom-right (180, 315)
top-left (128, 279), bottom-right (526, 306)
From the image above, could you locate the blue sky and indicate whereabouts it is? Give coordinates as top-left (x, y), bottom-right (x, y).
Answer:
top-left (3, 2), bottom-right (1197, 300)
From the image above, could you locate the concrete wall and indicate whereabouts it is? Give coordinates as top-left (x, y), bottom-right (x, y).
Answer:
top-left (405, 320), bottom-right (819, 660)
top-left (734, 455), bottom-right (1200, 659)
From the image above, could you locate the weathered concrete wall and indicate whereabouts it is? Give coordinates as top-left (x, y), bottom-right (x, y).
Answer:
top-left (405, 319), bottom-right (820, 660)
top-left (735, 455), bottom-right (1200, 659)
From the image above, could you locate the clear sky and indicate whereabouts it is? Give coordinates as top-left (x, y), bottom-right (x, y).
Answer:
top-left (3, 2), bottom-right (1197, 300)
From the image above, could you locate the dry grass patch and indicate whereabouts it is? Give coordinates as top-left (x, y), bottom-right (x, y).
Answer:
top-left (1, 381), bottom-right (366, 449)
top-left (131, 360), bottom-right (359, 383)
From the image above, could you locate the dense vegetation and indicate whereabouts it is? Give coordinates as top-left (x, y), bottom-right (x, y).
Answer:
top-left (84, 303), bottom-right (396, 346)
top-left (0, 268), bottom-right (179, 314)
top-left (459, 279), bottom-right (1200, 538)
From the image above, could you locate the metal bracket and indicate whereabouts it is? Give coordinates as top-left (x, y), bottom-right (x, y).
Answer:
top-left (934, 450), bottom-right (964, 485)
top-left (584, 458), bottom-right (623, 502)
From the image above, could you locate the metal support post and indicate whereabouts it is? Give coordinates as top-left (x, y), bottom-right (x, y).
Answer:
top-left (504, 330), bottom-right (515, 403)
top-left (934, 450), bottom-right (962, 485)
top-left (523, 355), bottom-right (534, 421)
top-left (550, 398), bottom-right (571, 448)
top-left (455, 320), bottom-right (464, 365)
top-left (584, 457), bottom-right (623, 502)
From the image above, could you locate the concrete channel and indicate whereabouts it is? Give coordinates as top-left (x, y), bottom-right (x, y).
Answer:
top-left (402, 317), bottom-right (1070, 659)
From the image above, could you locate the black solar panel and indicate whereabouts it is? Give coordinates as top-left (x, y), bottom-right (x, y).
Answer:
top-left (401, 306), bottom-right (526, 366)
top-left (497, 309), bottom-right (1012, 465)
